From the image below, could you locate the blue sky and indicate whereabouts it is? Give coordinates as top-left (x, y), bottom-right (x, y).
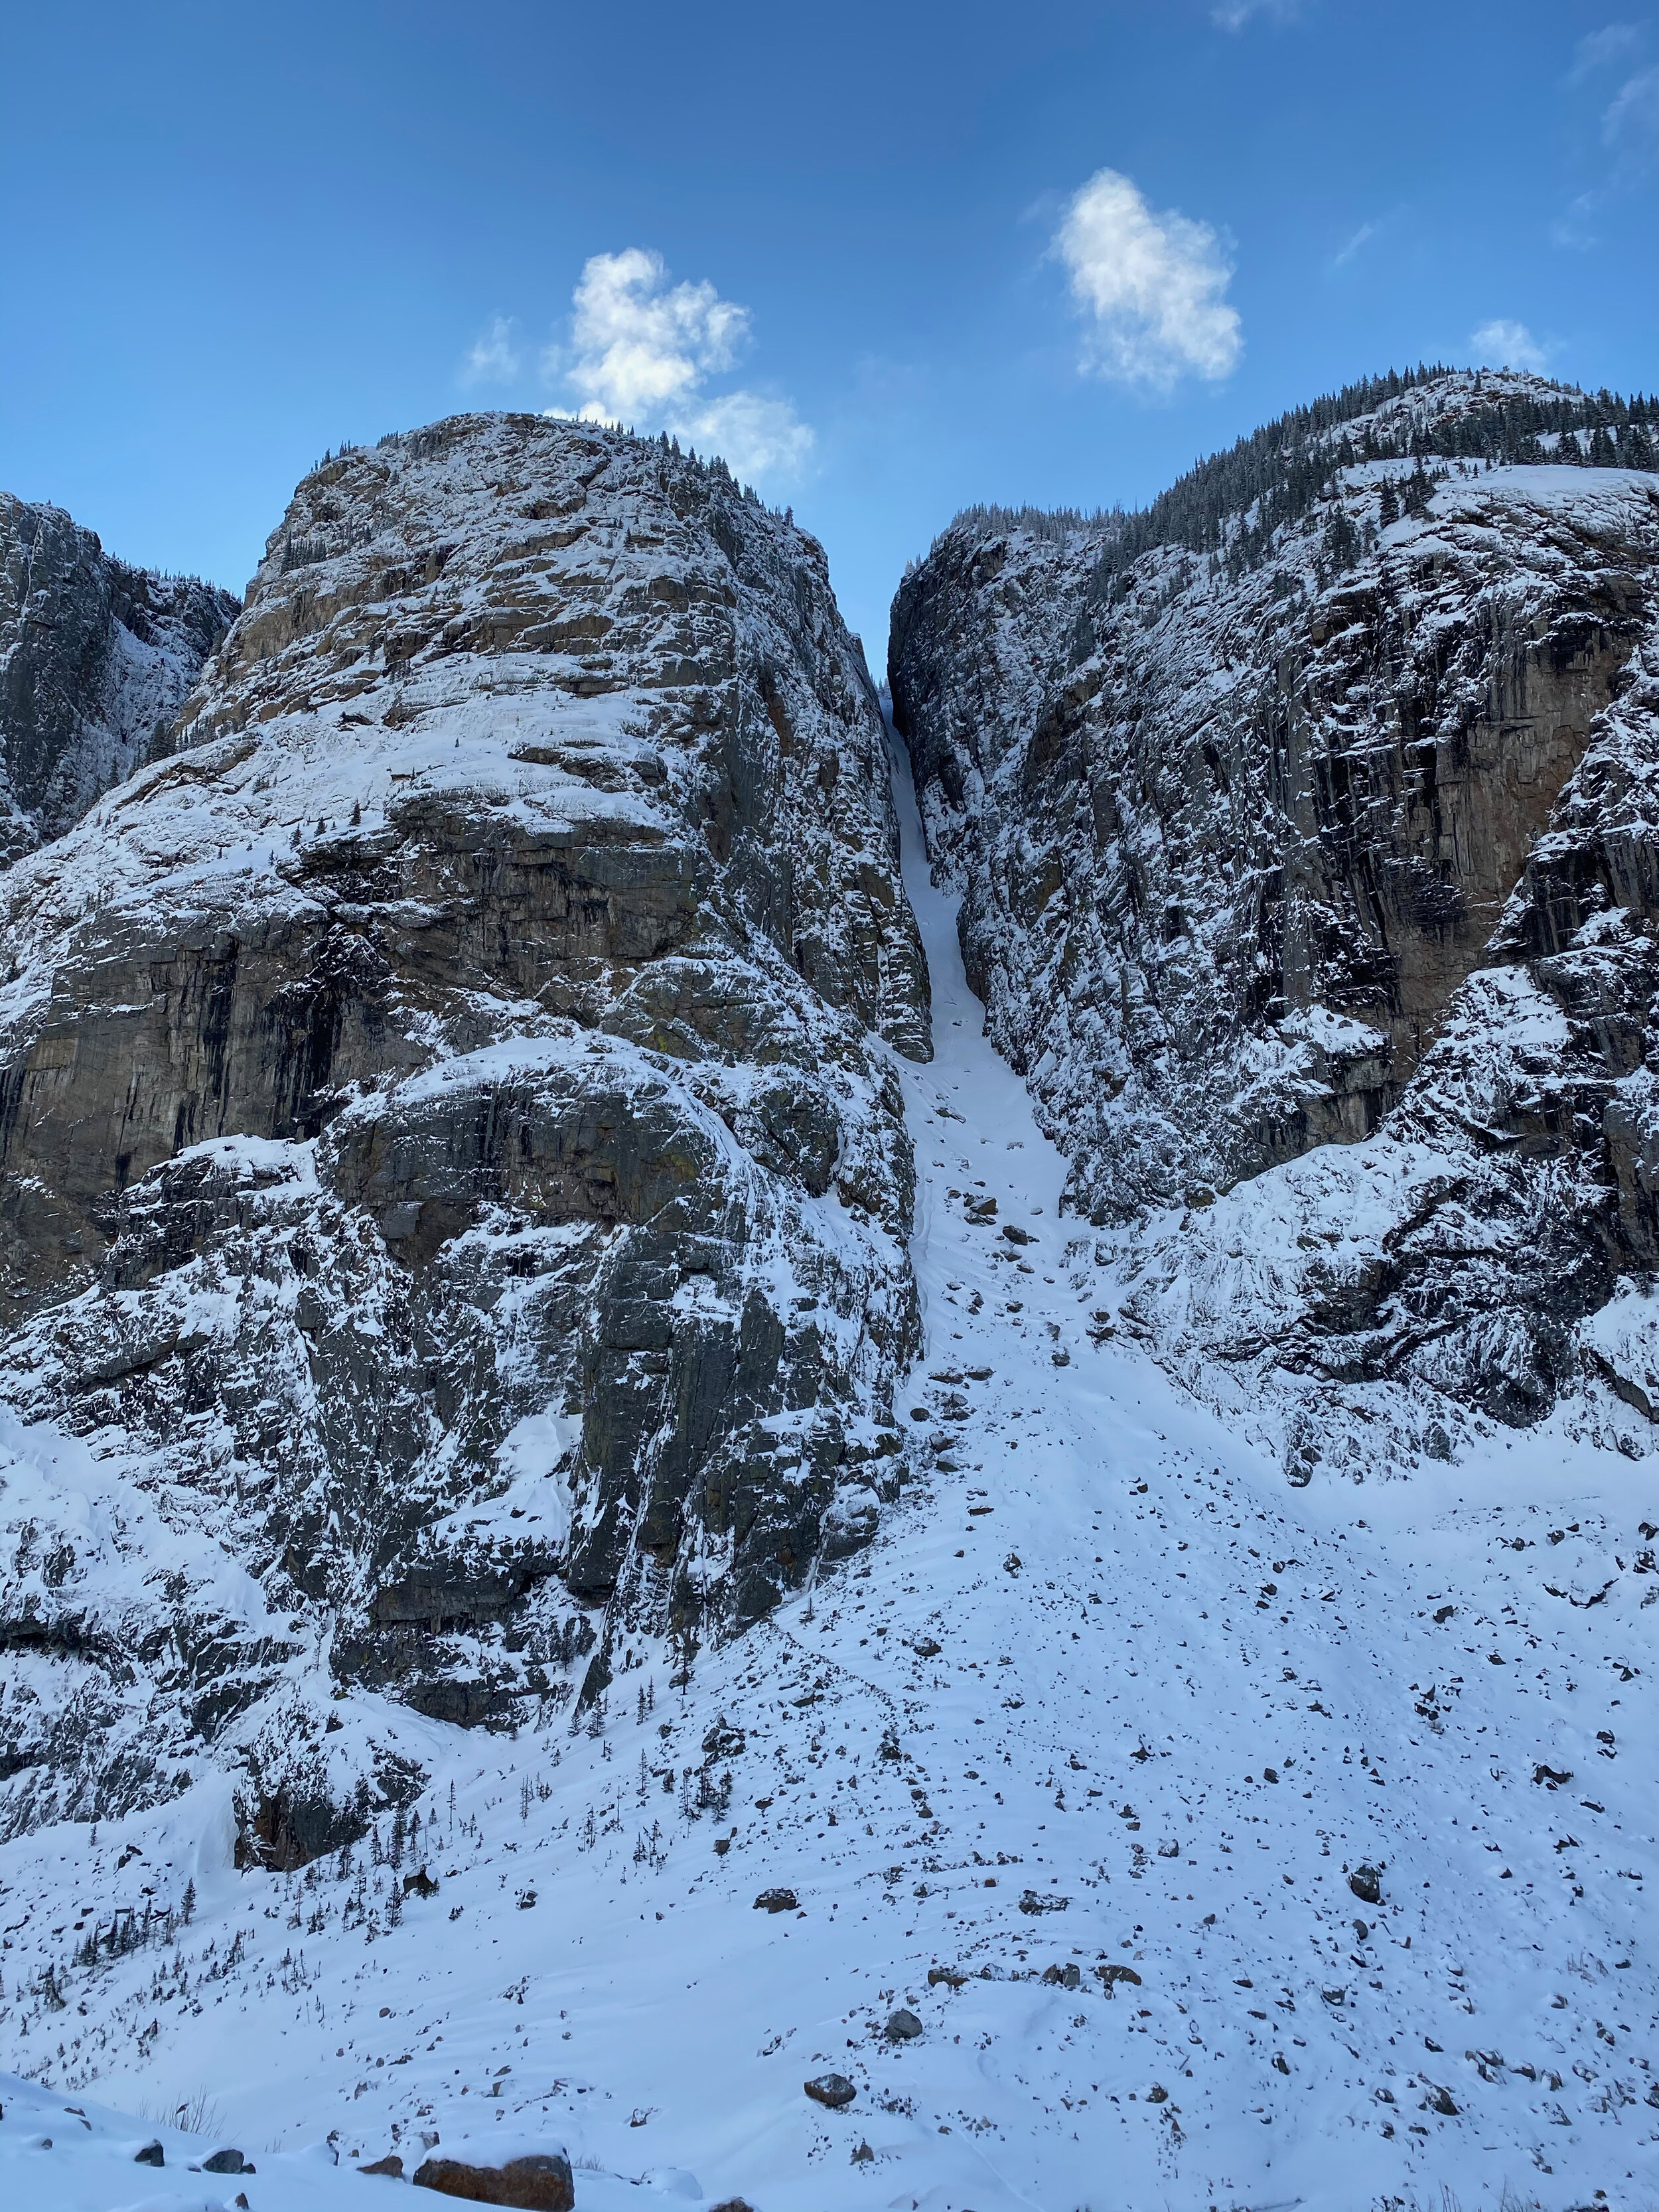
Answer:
top-left (3, 0), bottom-right (1656, 662)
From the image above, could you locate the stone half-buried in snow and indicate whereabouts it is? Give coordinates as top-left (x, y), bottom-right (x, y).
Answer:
top-left (804, 2073), bottom-right (857, 2110)
top-left (0, 411), bottom-right (932, 1852)
top-left (411, 2148), bottom-right (575, 2208)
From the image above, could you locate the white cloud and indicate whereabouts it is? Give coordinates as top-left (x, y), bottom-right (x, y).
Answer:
top-left (673, 392), bottom-right (815, 480)
top-left (536, 248), bottom-right (812, 483)
top-left (1604, 63), bottom-right (1659, 146)
top-left (1333, 220), bottom-right (1378, 269)
top-left (1551, 25), bottom-right (1654, 240)
top-left (1470, 318), bottom-right (1550, 373)
top-left (1550, 189), bottom-right (1603, 248)
top-left (1052, 168), bottom-right (1242, 390)
top-left (1212, 0), bottom-right (1302, 27)
top-left (462, 315), bottom-right (522, 385)
top-left (563, 248), bottom-right (748, 420)
top-left (1568, 21), bottom-right (1645, 84)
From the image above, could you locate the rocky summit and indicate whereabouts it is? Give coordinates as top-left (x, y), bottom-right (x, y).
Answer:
top-left (0, 413), bottom-right (928, 1856)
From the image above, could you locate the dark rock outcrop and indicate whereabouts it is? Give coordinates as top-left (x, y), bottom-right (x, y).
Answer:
top-left (0, 413), bottom-right (930, 1845)
top-left (0, 492), bottom-right (236, 863)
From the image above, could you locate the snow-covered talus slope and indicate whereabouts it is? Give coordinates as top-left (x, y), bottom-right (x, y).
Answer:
top-left (0, 415), bottom-right (928, 1856)
top-left (892, 371), bottom-right (1659, 1452)
top-left (1, 731), bottom-right (1652, 2211)
top-left (0, 492), bottom-right (236, 864)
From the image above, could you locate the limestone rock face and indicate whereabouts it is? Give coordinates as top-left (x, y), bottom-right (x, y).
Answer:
top-left (0, 414), bottom-right (929, 1849)
top-left (0, 492), bottom-right (236, 863)
top-left (891, 370), bottom-right (1659, 1458)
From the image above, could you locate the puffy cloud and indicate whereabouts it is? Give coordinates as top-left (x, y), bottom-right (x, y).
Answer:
top-left (1469, 319), bottom-right (1550, 373)
top-left (461, 315), bottom-right (522, 385)
top-left (563, 248), bottom-right (748, 420)
top-left (1053, 168), bottom-right (1242, 390)
top-left (539, 248), bottom-right (812, 483)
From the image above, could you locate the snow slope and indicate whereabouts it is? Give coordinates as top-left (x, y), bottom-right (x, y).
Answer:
top-left (0, 733), bottom-right (1654, 2211)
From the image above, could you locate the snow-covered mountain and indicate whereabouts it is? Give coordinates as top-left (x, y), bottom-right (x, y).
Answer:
top-left (0, 415), bottom-right (929, 1862)
top-left (0, 494), bottom-right (236, 863)
top-left (1, 378), bottom-right (1658, 2212)
top-left (893, 369), bottom-right (1659, 1471)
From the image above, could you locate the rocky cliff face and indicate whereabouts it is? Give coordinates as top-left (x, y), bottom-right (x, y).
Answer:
top-left (892, 369), bottom-right (1659, 1466)
top-left (0, 415), bottom-right (930, 1852)
top-left (0, 494), bottom-right (236, 863)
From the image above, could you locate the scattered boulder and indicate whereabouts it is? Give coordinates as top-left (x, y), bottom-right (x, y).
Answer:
top-left (1347, 1864), bottom-right (1384, 1904)
top-left (411, 2150), bottom-right (574, 2207)
top-left (1041, 1962), bottom-right (1081, 1989)
top-left (361, 2152), bottom-right (405, 2177)
top-left (804, 2073), bottom-right (857, 2110)
top-left (703, 1721), bottom-right (746, 1760)
top-left (927, 1965), bottom-right (966, 1988)
top-left (403, 1868), bottom-right (440, 1898)
top-left (885, 2007), bottom-right (923, 2041)
top-left (1096, 1963), bottom-right (1142, 1993)
top-left (135, 2140), bottom-right (165, 2166)
top-left (203, 2147), bottom-right (250, 2172)
top-left (1018, 1889), bottom-right (1068, 1915)
top-left (754, 1887), bottom-right (798, 1913)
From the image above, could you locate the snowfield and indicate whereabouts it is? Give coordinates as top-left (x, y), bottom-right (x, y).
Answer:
top-left (1, 732), bottom-right (1654, 2212)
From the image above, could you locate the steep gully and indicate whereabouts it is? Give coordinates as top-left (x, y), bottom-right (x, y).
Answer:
top-left (1, 711), bottom-right (1653, 2211)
